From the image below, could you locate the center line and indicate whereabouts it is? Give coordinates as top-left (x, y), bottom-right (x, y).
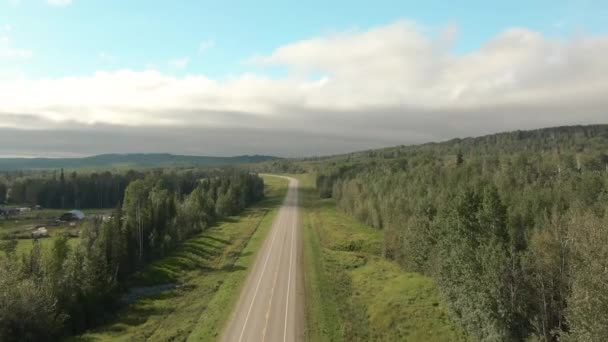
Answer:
top-left (283, 191), bottom-right (297, 342)
top-left (261, 222), bottom-right (289, 341)
top-left (237, 211), bottom-right (285, 342)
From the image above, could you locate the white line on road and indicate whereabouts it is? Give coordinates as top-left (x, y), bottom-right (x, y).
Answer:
top-left (237, 212), bottom-right (284, 342)
top-left (261, 222), bottom-right (288, 341)
top-left (283, 204), bottom-right (296, 342)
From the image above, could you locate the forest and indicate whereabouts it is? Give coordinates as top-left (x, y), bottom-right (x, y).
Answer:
top-left (304, 125), bottom-right (608, 341)
top-left (0, 169), bottom-right (264, 341)
top-left (0, 153), bottom-right (278, 171)
top-left (0, 168), bottom-right (224, 209)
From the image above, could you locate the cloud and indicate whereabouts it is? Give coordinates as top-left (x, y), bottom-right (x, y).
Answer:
top-left (47, 0), bottom-right (72, 6)
top-left (168, 57), bottom-right (190, 69)
top-left (1, 20), bottom-right (608, 156)
top-left (0, 44), bottom-right (31, 58)
top-left (0, 25), bottom-right (32, 59)
top-left (199, 40), bottom-right (215, 54)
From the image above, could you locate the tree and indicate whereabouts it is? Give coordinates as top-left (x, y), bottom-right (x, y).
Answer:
top-left (566, 212), bottom-right (608, 340)
top-left (121, 179), bottom-right (154, 270)
top-left (0, 239), bottom-right (17, 255)
top-left (215, 190), bottom-right (233, 216)
top-left (0, 182), bottom-right (7, 204)
top-left (456, 151), bottom-right (464, 166)
top-left (0, 169), bottom-right (265, 341)
top-left (524, 214), bottom-right (570, 341)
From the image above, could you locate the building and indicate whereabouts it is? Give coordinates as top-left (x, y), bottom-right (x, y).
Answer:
top-left (31, 227), bottom-right (49, 238)
top-left (59, 210), bottom-right (85, 222)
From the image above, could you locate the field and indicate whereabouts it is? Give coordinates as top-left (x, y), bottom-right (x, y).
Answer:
top-left (293, 173), bottom-right (467, 341)
top-left (0, 208), bottom-right (113, 254)
top-left (68, 175), bottom-right (289, 341)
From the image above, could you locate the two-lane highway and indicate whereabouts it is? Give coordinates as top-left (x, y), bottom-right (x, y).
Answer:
top-left (222, 176), bottom-right (302, 342)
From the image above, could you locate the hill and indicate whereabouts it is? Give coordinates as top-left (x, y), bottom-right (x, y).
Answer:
top-left (0, 153), bottom-right (279, 171)
top-left (254, 124), bottom-right (608, 174)
top-left (258, 124), bottom-right (608, 341)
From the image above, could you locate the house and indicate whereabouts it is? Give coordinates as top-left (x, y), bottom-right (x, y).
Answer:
top-left (59, 210), bottom-right (85, 222)
top-left (31, 227), bottom-right (49, 238)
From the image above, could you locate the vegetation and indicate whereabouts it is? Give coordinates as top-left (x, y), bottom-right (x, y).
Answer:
top-left (0, 153), bottom-right (278, 171)
top-left (3, 124), bottom-right (607, 341)
top-left (2, 168), bottom-right (237, 209)
top-left (0, 169), bottom-right (265, 341)
top-left (296, 125), bottom-right (608, 341)
top-left (71, 175), bottom-right (289, 341)
top-left (295, 174), bottom-right (466, 341)
top-left (0, 181), bottom-right (6, 204)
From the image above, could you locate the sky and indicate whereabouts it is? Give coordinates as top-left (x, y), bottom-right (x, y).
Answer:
top-left (1, 0), bottom-right (607, 157)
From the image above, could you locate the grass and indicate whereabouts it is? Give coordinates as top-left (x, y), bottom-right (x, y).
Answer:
top-left (292, 173), bottom-right (467, 342)
top-left (14, 236), bottom-right (79, 255)
top-left (2, 208), bottom-right (113, 255)
top-left (67, 175), bottom-right (289, 342)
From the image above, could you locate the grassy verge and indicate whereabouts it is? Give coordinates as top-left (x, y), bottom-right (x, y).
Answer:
top-left (292, 173), bottom-right (467, 341)
top-left (68, 175), bottom-right (289, 342)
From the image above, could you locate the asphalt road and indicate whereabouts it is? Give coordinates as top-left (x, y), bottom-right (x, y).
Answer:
top-left (222, 176), bottom-right (303, 342)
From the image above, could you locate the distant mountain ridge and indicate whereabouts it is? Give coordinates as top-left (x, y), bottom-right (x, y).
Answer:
top-left (252, 124), bottom-right (608, 173)
top-left (0, 153), bottom-right (280, 170)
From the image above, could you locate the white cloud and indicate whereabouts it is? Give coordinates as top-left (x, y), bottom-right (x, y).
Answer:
top-left (0, 45), bottom-right (32, 58)
top-left (198, 40), bottom-right (215, 54)
top-left (169, 57), bottom-right (190, 69)
top-left (1, 20), bottom-right (608, 155)
top-left (47, 0), bottom-right (72, 6)
top-left (0, 26), bottom-right (32, 59)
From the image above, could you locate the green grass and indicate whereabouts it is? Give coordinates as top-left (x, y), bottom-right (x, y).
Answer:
top-left (14, 236), bottom-right (79, 255)
top-left (2, 208), bottom-right (113, 255)
top-left (67, 175), bottom-right (289, 342)
top-left (292, 173), bottom-right (467, 342)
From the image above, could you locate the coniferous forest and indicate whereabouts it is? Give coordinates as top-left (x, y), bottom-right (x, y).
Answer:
top-left (0, 169), bottom-right (264, 341)
top-left (2, 168), bottom-right (214, 209)
top-left (282, 124), bottom-right (608, 341)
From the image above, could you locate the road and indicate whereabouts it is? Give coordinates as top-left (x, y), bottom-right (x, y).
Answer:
top-left (222, 176), bottom-right (303, 342)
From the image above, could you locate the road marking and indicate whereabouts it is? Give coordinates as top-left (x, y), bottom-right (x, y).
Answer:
top-left (283, 198), bottom-right (297, 342)
top-left (261, 221), bottom-right (289, 341)
top-left (237, 210), bottom-right (285, 342)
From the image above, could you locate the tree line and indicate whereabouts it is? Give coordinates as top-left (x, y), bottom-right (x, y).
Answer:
top-left (0, 169), bottom-right (264, 341)
top-left (1, 168), bottom-right (221, 209)
top-left (314, 125), bottom-right (608, 341)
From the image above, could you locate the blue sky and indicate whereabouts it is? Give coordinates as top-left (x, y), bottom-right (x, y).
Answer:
top-left (1, 0), bottom-right (607, 157)
top-left (2, 0), bottom-right (607, 78)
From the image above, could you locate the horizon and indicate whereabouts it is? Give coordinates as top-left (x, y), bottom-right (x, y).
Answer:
top-left (0, 152), bottom-right (280, 159)
top-left (1, 122), bottom-right (606, 159)
top-left (1, 1), bottom-right (608, 157)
